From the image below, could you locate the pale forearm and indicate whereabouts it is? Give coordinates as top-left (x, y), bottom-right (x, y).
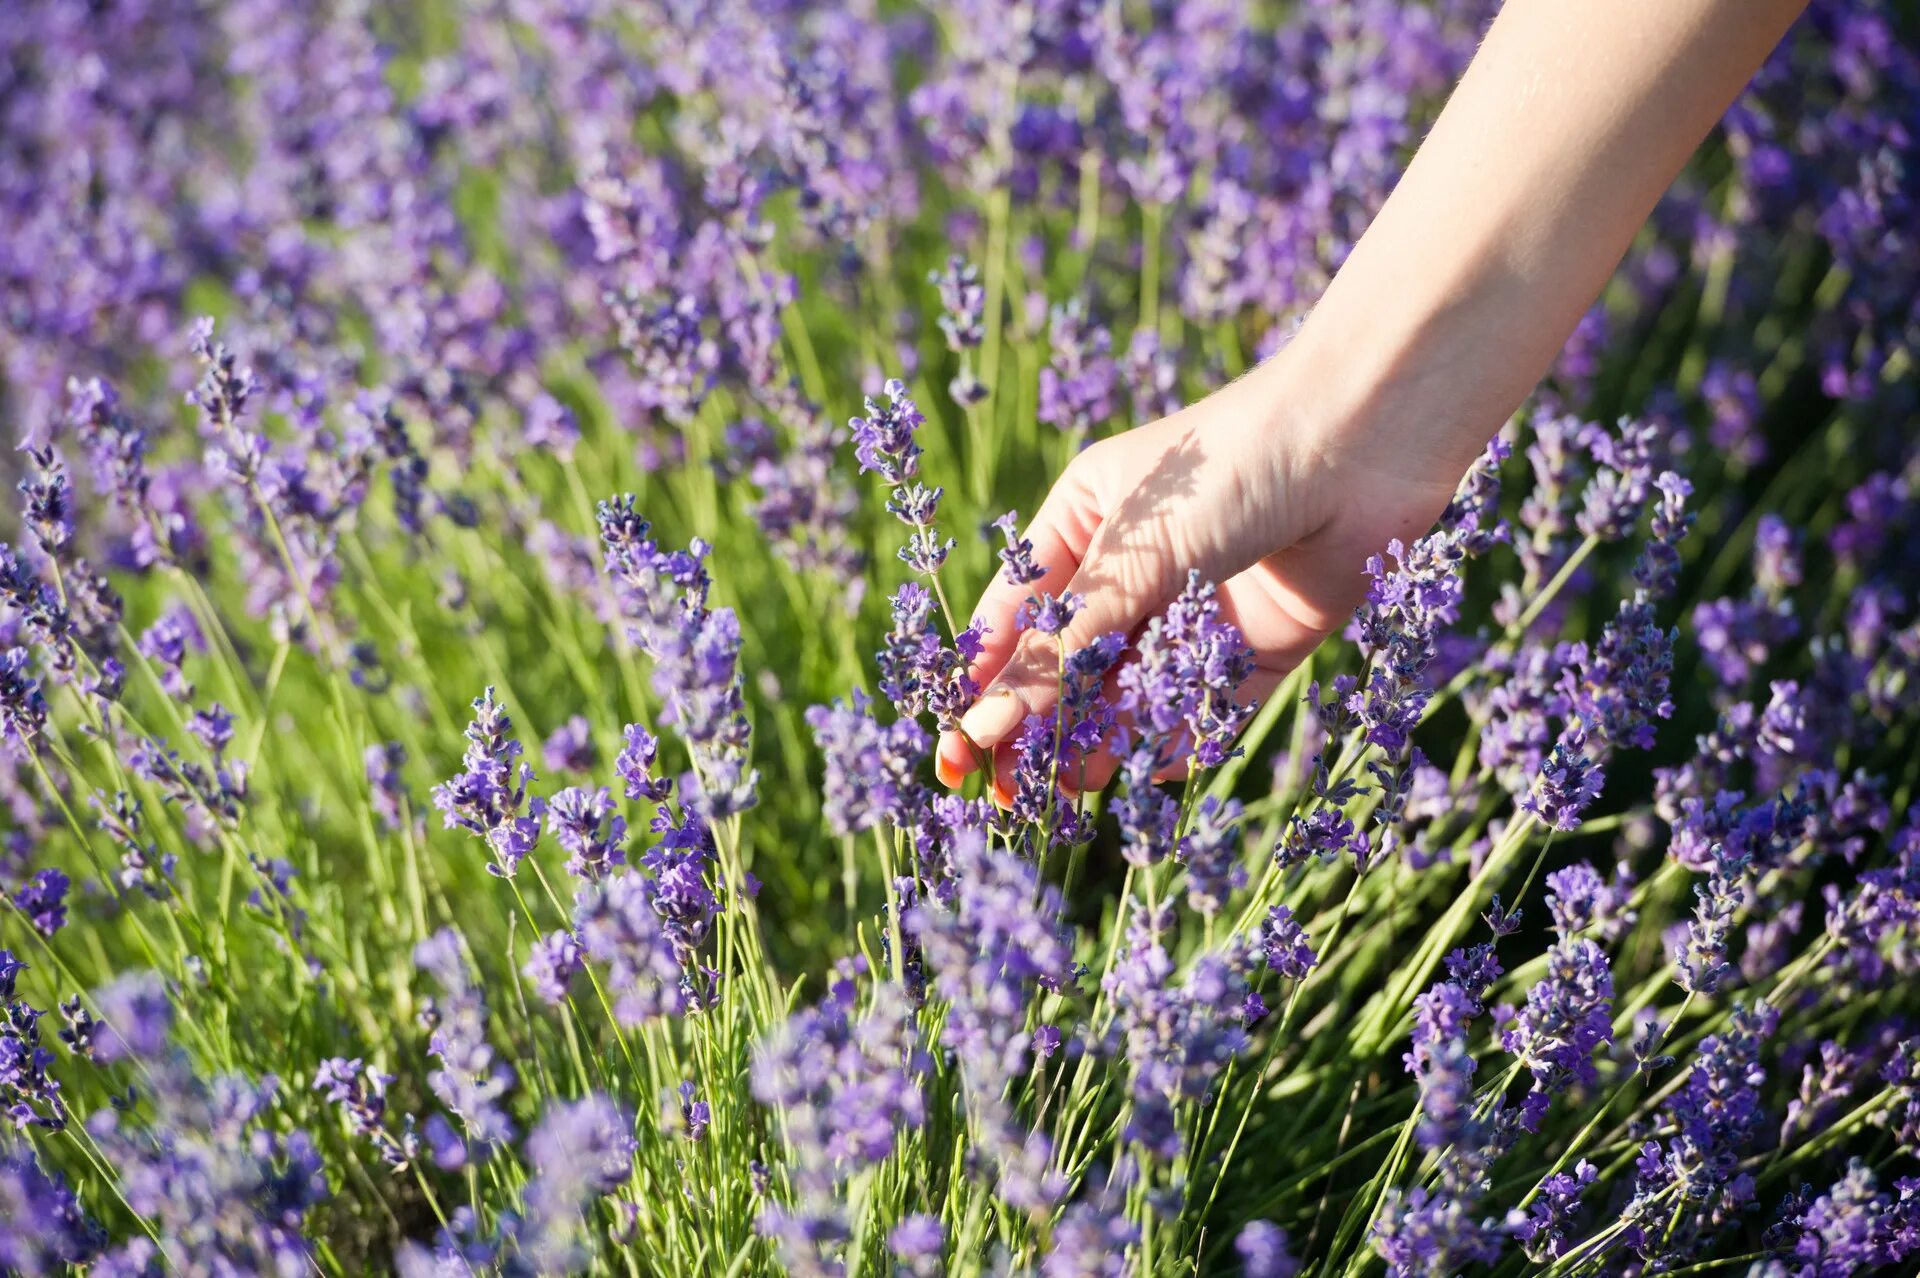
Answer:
top-left (1275, 0), bottom-right (1806, 485)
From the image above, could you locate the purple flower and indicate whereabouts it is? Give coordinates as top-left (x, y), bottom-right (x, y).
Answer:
top-left (1255, 906), bottom-right (1317, 980)
top-left (1503, 938), bottom-right (1614, 1096)
top-left (1373, 1185), bottom-right (1504, 1278)
top-left (84, 1043), bottom-right (325, 1275)
top-left (547, 786), bottom-right (626, 881)
top-left (518, 1094), bottom-right (637, 1274)
top-left (314, 1057), bottom-right (417, 1169)
top-left (93, 972), bottom-right (170, 1065)
top-left (1276, 805), bottom-right (1369, 870)
top-left (890, 1213), bottom-right (944, 1277)
top-left (1619, 1002), bottom-right (1777, 1264)
top-left (1767, 1161), bottom-right (1920, 1275)
top-left (1405, 979), bottom-right (1482, 1153)
top-left (849, 378), bottom-right (925, 485)
top-left (0, 1147), bottom-right (103, 1271)
top-left (1882, 1038), bottom-right (1920, 1149)
top-left (1116, 750), bottom-right (1180, 867)
top-left (614, 724), bottom-right (672, 803)
top-left (932, 256), bottom-right (984, 352)
top-left (1692, 594), bottom-right (1799, 688)
top-left (1036, 300), bottom-right (1118, 434)
top-left (11, 869), bottom-right (68, 938)
top-left (991, 511), bottom-right (1046, 586)
top-left (525, 931), bottom-right (584, 1005)
top-left (1507, 1160), bottom-right (1596, 1262)
top-left (364, 743), bottom-right (410, 833)
top-left (431, 688), bottom-right (543, 878)
top-left (877, 582), bottom-right (977, 728)
top-left (805, 693), bottom-right (928, 838)
top-left (1753, 514), bottom-right (1802, 598)
top-left (1124, 329), bottom-right (1182, 424)
top-left (1678, 845), bottom-right (1749, 996)
top-left (3, 985), bottom-right (66, 1132)
top-left (1040, 1201), bottom-right (1137, 1276)
top-left (1520, 737), bottom-right (1606, 831)
top-left (753, 971), bottom-right (926, 1274)
top-left (573, 871), bottom-right (685, 1027)
top-left (1236, 1221), bottom-right (1300, 1278)
top-left (0, 648), bottom-right (48, 745)
top-left (414, 929), bottom-right (515, 1160)
top-left (541, 715), bottom-right (597, 775)
top-left (912, 833), bottom-right (1077, 1100)
top-left (1543, 861), bottom-right (1636, 942)
top-left (1117, 572), bottom-right (1256, 769)
top-left (1178, 796), bottom-right (1246, 916)
top-left (596, 499), bottom-right (757, 818)
top-left (1107, 908), bottom-right (1253, 1160)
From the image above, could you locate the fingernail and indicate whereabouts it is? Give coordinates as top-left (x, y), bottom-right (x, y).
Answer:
top-left (934, 749), bottom-right (963, 788)
top-left (959, 685), bottom-right (1027, 748)
top-left (990, 773), bottom-right (1015, 810)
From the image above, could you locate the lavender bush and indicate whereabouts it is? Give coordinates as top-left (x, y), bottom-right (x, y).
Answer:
top-left (2, 1), bottom-right (1918, 1274)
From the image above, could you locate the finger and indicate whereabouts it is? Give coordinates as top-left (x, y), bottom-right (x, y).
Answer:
top-left (955, 521), bottom-right (1178, 761)
top-left (937, 480), bottom-right (1101, 780)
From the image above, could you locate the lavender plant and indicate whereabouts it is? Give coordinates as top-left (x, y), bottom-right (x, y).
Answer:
top-left (1, 1), bottom-right (1918, 1276)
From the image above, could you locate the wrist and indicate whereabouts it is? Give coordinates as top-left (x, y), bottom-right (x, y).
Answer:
top-left (1241, 322), bottom-right (1480, 551)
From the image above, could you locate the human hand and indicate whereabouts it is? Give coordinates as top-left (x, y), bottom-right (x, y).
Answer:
top-left (934, 351), bottom-right (1466, 800)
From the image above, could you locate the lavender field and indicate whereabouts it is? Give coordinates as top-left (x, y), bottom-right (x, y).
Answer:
top-left (2, 1), bottom-right (1918, 1275)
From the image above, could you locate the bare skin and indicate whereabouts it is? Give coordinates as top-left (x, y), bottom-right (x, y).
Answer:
top-left (936, 0), bottom-right (1811, 799)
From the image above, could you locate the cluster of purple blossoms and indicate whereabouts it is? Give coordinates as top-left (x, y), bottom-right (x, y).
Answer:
top-left (71, 802), bottom-right (155, 910)
top-left (752, 967), bottom-right (927, 1275)
top-left (1501, 937), bottom-right (1614, 1102)
top-left (931, 256), bottom-right (989, 404)
top-left (1507, 1160), bottom-right (1598, 1263)
top-left (364, 743), bottom-right (410, 833)
top-left (848, 378), bottom-right (926, 486)
top-left (1377, 935), bottom-right (1538, 1275)
top-left (1678, 843), bottom-right (1750, 996)
top-left (1519, 736), bottom-right (1606, 832)
top-left (1764, 1161), bottom-right (1920, 1275)
top-left (1618, 1003), bottom-right (1779, 1265)
top-left (877, 581), bottom-right (981, 730)
top-left (314, 1056), bottom-right (419, 1169)
top-left (1277, 803), bottom-right (1371, 871)
top-left (3, 953), bottom-right (67, 1133)
top-left (1177, 796), bottom-right (1246, 917)
top-left (1115, 748), bottom-right (1180, 868)
top-left (0, 1145), bottom-right (104, 1271)
top-left (908, 833), bottom-right (1074, 1211)
top-left (82, 973), bottom-right (327, 1275)
top-left (431, 687), bottom-right (542, 878)
top-left (1254, 906), bottom-right (1318, 981)
top-left (1543, 860), bottom-right (1637, 942)
top-left (1107, 906), bottom-right (1257, 1160)
top-left (1117, 571), bottom-right (1256, 770)
top-left (1040, 1197), bottom-right (1139, 1277)
top-left (414, 929), bottom-right (515, 1168)
top-left (596, 498), bottom-right (758, 819)
top-left (992, 510), bottom-right (1047, 586)
top-left (546, 785), bottom-right (627, 881)
top-left (1236, 1221), bottom-right (1301, 1278)
top-left (806, 692), bottom-right (929, 839)
top-left (541, 715), bottom-right (597, 776)
top-left (513, 1095), bottom-right (637, 1275)
top-left (1036, 300), bottom-right (1119, 434)
top-left (1, 1), bottom-right (1916, 1273)
top-left (569, 870), bottom-right (687, 1026)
